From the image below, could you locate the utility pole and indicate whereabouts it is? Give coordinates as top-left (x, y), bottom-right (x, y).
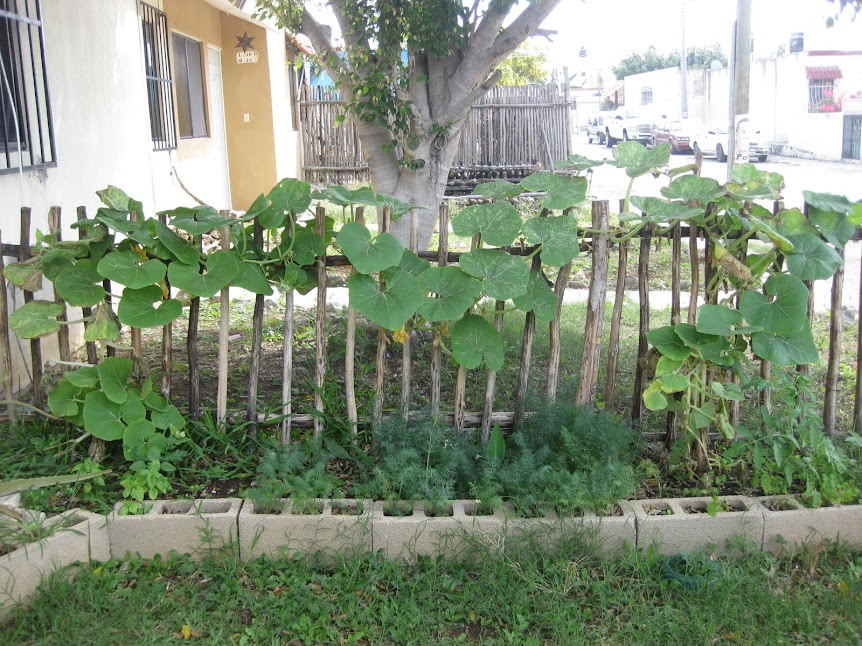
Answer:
top-left (680, 0), bottom-right (688, 118)
top-left (729, 0), bottom-right (752, 177)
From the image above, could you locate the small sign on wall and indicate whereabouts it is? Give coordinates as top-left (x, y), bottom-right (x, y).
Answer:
top-left (236, 50), bottom-right (259, 64)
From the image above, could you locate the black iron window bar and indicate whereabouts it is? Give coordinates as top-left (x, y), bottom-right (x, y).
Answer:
top-left (140, 1), bottom-right (176, 151)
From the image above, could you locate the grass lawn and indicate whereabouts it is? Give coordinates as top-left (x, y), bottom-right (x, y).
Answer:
top-left (3, 541), bottom-right (861, 645)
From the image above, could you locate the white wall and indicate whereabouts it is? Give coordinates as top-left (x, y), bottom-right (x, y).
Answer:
top-left (266, 28), bottom-right (301, 182)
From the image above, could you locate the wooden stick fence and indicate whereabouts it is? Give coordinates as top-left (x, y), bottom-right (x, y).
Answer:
top-left (0, 200), bottom-right (858, 441)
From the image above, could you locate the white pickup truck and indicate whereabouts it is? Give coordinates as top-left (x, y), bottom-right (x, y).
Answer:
top-left (604, 109), bottom-right (657, 147)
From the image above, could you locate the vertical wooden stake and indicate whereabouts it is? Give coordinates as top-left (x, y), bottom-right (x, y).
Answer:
top-left (687, 221), bottom-right (699, 325)
top-left (604, 238), bottom-right (629, 412)
top-left (373, 207), bottom-right (392, 431)
top-left (344, 207), bottom-right (363, 436)
top-left (47, 207), bottom-right (71, 366)
top-left (77, 207), bottom-right (99, 366)
top-left (480, 299), bottom-right (505, 444)
top-left (399, 208), bottom-right (419, 418)
top-left (246, 218), bottom-right (265, 437)
top-left (430, 204), bottom-right (448, 418)
top-left (823, 247), bottom-right (844, 437)
top-left (313, 206), bottom-right (327, 439)
top-left (129, 210), bottom-right (143, 365)
top-left (546, 259), bottom-right (572, 402)
top-left (158, 213), bottom-right (172, 398)
top-left (281, 288), bottom-right (295, 444)
top-left (217, 221), bottom-right (231, 425)
top-left (453, 233), bottom-right (480, 431)
top-left (576, 200), bottom-right (610, 407)
top-left (187, 237), bottom-right (202, 418)
top-left (666, 221), bottom-right (683, 445)
top-left (855, 257), bottom-right (862, 435)
top-left (631, 223), bottom-right (651, 426)
top-left (0, 231), bottom-right (16, 422)
top-left (19, 207), bottom-right (43, 406)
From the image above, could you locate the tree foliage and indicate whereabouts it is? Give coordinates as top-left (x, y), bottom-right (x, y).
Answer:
top-left (254, 0), bottom-right (563, 247)
top-left (497, 47), bottom-right (548, 86)
top-left (612, 44), bottom-right (727, 80)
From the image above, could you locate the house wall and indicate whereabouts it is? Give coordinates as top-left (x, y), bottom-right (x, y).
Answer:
top-left (622, 67), bottom-right (708, 122)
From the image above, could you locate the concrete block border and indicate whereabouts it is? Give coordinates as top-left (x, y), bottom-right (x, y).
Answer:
top-left (107, 498), bottom-right (242, 560)
top-left (3, 494), bottom-right (862, 621)
top-left (0, 509), bottom-right (108, 621)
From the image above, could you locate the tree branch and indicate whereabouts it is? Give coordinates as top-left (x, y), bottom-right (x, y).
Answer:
top-left (489, 0), bottom-right (564, 62)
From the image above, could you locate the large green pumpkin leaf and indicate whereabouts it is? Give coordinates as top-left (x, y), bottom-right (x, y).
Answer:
top-left (54, 259), bottom-right (106, 307)
top-left (40, 249), bottom-right (78, 280)
top-left (643, 381), bottom-right (669, 411)
top-left (337, 222), bottom-right (405, 273)
top-left (83, 390), bottom-right (126, 441)
top-left (660, 175), bottom-right (724, 202)
top-left (348, 269), bottom-right (423, 330)
top-left (167, 251), bottom-right (240, 298)
top-left (311, 185), bottom-right (376, 207)
top-left (739, 274), bottom-right (809, 334)
top-left (97, 185), bottom-right (132, 211)
top-left (231, 263), bottom-right (273, 295)
top-left (9, 300), bottom-right (64, 339)
top-left (473, 180), bottom-right (523, 200)
top-left (164, 205), bottom-right (234, 236)
top-left (121, 391), bottom-right (146, 424)
top-left (65, 366), bottom-right (99, 389)
top-left (751, 323), bottom-right (818, 366)
top-left (451, 314), bottom-right (504, 371)
top-left (398, 249), bottom-right (431, 277)
top-left (450, 203), bottom-right (522, 247)
top-left (522, 215), bottom-right (581, 267)
top-left (152, 404), bottom-right (186, 432)
top-left (362, 193), bottom-right (416, 220)
top-left (4, 260), bottom-right (43, 292)
top-left (674, 323), bottom-right (732, 366)
top-left (554, 154), bottom-right (605, 171)
top-left (646, 326), bottom-right (691, 361)
top-left (629, 196), bottom-right (704, 221)
top-left (97, 357), bottom-right (133, 404)
top-left (117, 285), bottom-right (183, 328)
top-left (519, 172), bottom-right (588, 211)
top-left (95, 208), bottom-right (140, 235)
top-left (696, 304), bottom-right (743, 336)
top-left (612, 141), bottom-right (670, 177)
top-left (512, 271), bottom-right (557, 323)
top-left (97, 251), bottom-right (166, 289)
top-left (785, 233), bottom-right (843, 281)
top-left (417, 267), bottom-right (482, 322)
top-left (808, 206), bottom-right (854, 249)
top-left (459, 249), bottom-right (530, 300)
top-left (154, 220), bottom-right (200, 265)
top-left (84, 302), bottom-right (121, 342)
top-left (262, 178), bottom-right (312, 228)
top-left (48, 380), bottom-right (82, 418)
top-left (803, 190), bottom-right (856, 215)
top-left (123, 419), bottom-right (166, 462)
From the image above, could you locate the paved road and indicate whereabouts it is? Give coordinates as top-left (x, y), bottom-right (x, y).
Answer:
top-left (571, 138), bottom-right (862, 314)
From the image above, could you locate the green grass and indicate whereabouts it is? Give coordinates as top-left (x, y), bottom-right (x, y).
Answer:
top-left (3, 541), bottom-right (861, 644)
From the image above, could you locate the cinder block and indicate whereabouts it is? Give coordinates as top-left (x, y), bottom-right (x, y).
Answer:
top-left (107, 498), bottom-right (241, 560)
top-left (626, 496), bottom-right (764, 556)
top-left (372, 500), bottom-right (512, 561)
top-left (0, 509), bottom-right (108, 621)
top-left (238, 499), bottom-right (372, 561)
top-left (756, 496), bottom-right (862, 553)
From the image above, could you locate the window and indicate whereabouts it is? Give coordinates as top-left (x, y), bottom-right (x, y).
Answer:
top-left (0, 0), bottom-right (56, 175)
top-left (807, 66), bottom-right (842, 113)
top-left (641, 87), bottom-right (653, 106)
top-left (141, 2), bottom-right (176, 150)
top-left (172, 33), bottom-right (207, 138)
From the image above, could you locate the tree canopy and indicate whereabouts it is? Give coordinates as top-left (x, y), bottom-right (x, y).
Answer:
top-left (497, 47), bottom-right (549, 86)
top-left (612, 45), bottom-right (727, 81)
top-left (255, 0), bottom-right (563, 247)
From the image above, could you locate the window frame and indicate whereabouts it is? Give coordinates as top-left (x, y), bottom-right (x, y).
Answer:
top-left (171, 31), bottom-right (208, 139)
top-left (140, 2), bottom-right (177, 151)
top-left (0, 0), bottom-right (57, 175)
top-left (808, 78), bottom-right (835, 113)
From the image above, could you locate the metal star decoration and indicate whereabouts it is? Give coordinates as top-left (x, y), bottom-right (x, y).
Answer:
top-left (235, 31), bottom-right (255, 52)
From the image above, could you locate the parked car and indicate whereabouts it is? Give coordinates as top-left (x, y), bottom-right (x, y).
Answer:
top-left (586, 114), bottom-right (608, 145)
top-left (651, 118), bottom-right (699, 154)
top-left (605, 109), bottom-right (657, 147)
top-left (691, 122), bottom-right (770, 162)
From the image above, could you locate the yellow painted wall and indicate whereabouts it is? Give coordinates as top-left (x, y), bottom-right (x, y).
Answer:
top-left (220, 15), bottom-right (279, 210)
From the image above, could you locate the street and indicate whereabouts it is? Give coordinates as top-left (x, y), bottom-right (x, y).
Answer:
top-left (569, 137), bottom-right (862, 314)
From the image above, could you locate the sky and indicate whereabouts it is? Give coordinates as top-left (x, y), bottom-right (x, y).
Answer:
top-left (542, 0), bottom-right (862, 72)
